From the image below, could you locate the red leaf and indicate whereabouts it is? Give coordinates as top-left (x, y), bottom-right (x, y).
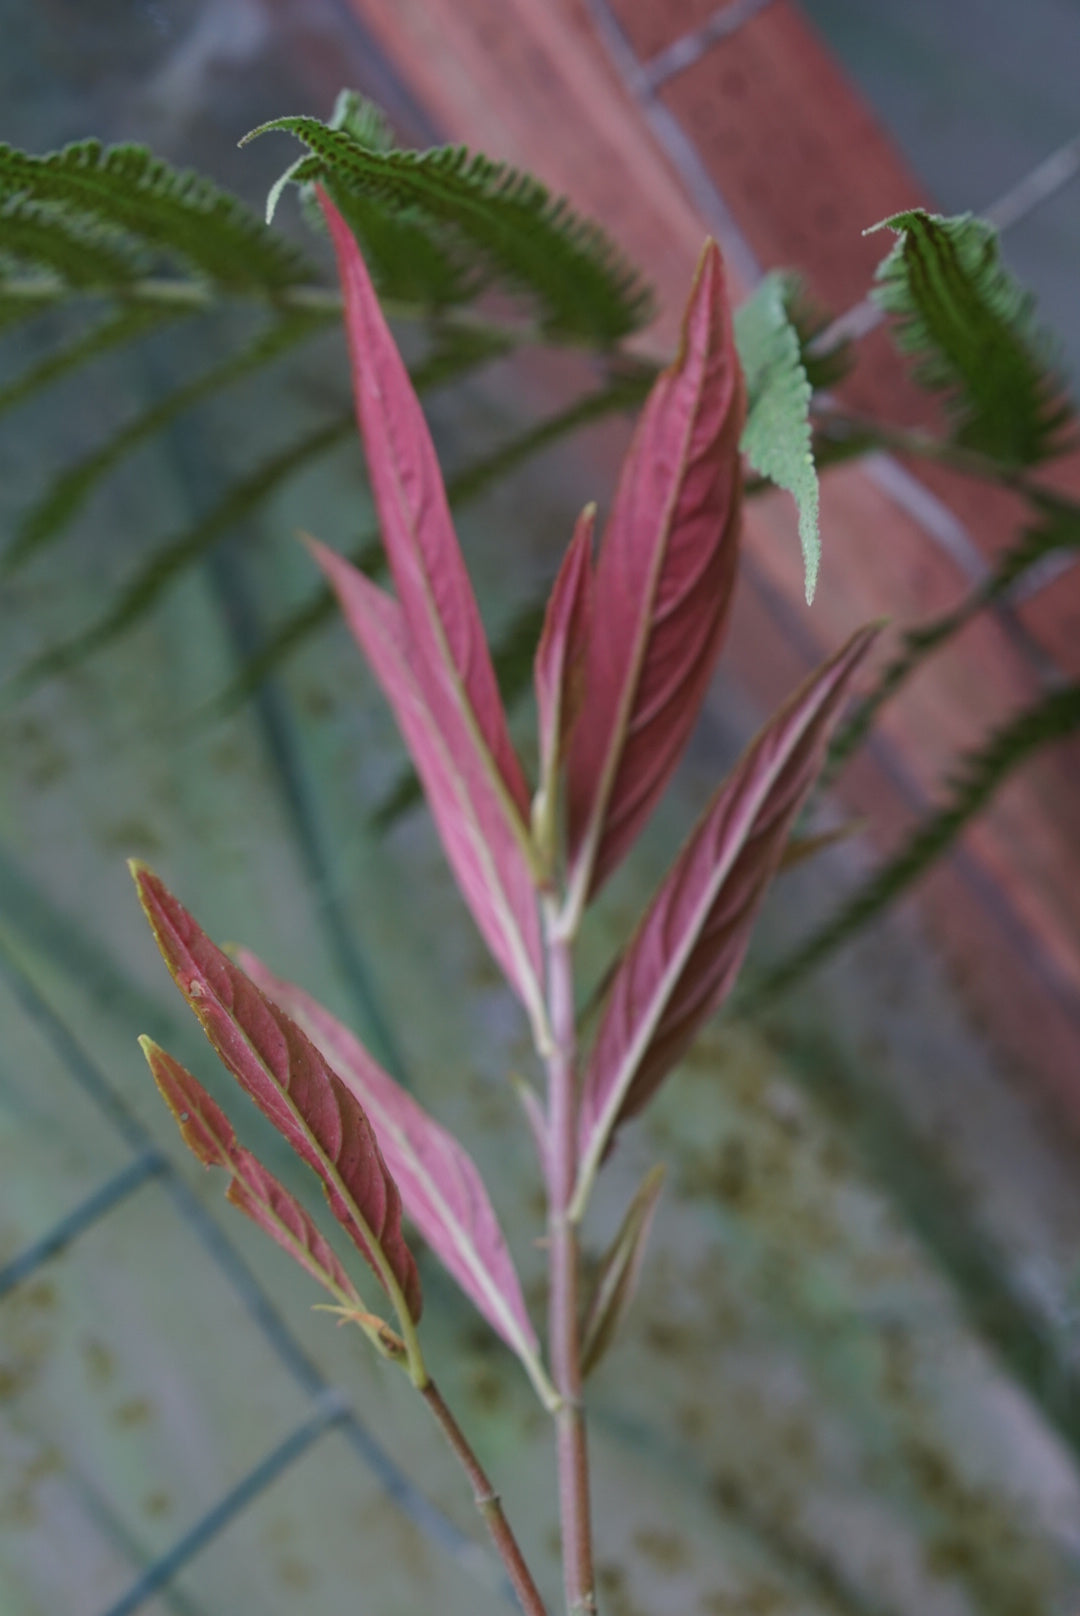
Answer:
top-left (238, 952), bottom-right (544, 1378)
top-left (319, 187), bottom-right (530, 831)
top-left (534, 504), bottom-right (595, 786)
top-left (132, 864), bottom-right (422, 1323)
top-left (141, 1038), bottom-right (367, 1310)
top-left (576, 625), bottom-right (878, 1194)
top-left (309, 541), bottom-right (546, 1038)
top-left (567, 241), bottom-right (745, 906)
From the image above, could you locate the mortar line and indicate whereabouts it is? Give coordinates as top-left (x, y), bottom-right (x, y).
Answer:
top-left (0, 934), bottom-right (511, 1601)
top-left (586, 0), bottom-right (1080, 684)
top-left (0, 1148), bottom-right (167, 1299)
top-left (581, 0), bottom-right (763, 287)
top-left (96, 1395), bottom-right (349, 1616)
top-left (640, 0), bottom-right (778, 91)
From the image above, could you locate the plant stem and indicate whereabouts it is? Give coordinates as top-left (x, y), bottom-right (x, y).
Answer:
top-left (421, 1380), bottom-right (549, 1616)
top-left (543, 899), bottom-right (597, 1616)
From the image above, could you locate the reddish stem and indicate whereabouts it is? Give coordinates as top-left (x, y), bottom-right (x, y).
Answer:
top-left (545, 910), bottom-right (597, 1615)
top-left (421, 1380), bottom-right (549, 1616)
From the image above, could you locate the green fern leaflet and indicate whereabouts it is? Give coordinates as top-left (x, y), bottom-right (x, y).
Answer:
top-left (868, 208), bottom-right (1075, 467)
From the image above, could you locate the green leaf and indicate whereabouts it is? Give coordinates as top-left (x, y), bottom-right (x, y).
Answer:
top-left (868, 208), bottom-right (1074, 467)
top-left (735, 273), bottom-right (821, 602)
top-left (243, 112), bottom-right (655, 345)
top-left (750, 679), bottom-right (1080, 1003)
top-left (581, 1164), bottom-right (665, 1376)
top-left (0, 139), bottom-right (314, 291)
top-left (5, 311), bottom-right (327, 571)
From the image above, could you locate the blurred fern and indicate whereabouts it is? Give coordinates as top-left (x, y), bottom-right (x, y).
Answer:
top-left (2, 97), bottom-right (1079, 984)
top-left (243, 99), bottom-right (655, 345)
top-left (752, 678), bottom-right (1080, 1007)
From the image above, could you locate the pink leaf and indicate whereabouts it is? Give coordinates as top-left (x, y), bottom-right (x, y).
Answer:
top-left (319, 187), bottom-right (530, 831)
top-left (567, 241), bottom-right (746, 905)
top-left (141, 1038), bottom-right (369, 1311)
top-left (309, 540), bottom-right (546, 1038)
top-left (132, 864), bottom-right (422, 1323)
top-left (534, 504), bottom-right (595, 785)
top-left (238, 951), bottom-right (543, 1373)
top-left (577, 625), bottom-right (879, 1187)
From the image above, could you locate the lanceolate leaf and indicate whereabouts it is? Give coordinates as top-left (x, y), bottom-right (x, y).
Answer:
top-left (753, 675), bottom-right (1080, 1005)
top-left (319, 188), bottom-right (532, 837)
top-left (141, 1041), bottom-right (376, 1314)
top-left (238, 953), bottom-right (546, 1383)
top-left (131, 864), bottom-right (422, 1324)
top-left (533, 505), bottom-right (595, 860)
top-left (575, 625), bottom-right (878, 1199)
top-left (210, 369), bottom-right (648, 724)
top-left (581, 1164), bottom-right (664, 1377)
top-left (566, 241), bottom-right (746, 908)
top-left (535, 505), bottom-right (595, 779)
top-left (868, 209), bottom-right (1074, 466)
top-left (735, 272), bottom-right (820, 602)
top-left (309, 544), bottom-right (546, 1041)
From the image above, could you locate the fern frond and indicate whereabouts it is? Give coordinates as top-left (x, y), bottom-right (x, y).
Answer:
top-left (823, 493), bottom-right (1080, 785)
top-left (243, 114), bottom-right (655, 345)
top-left (750, 679), bottom-right (1080, 1004)
top-left (0, 140), bottom-right (315, 292)
top-left (0, 304), bottom-right (183, 419)
top-left (0, 194), bottom-right (147, 284)
top-left (326, 187), bottom-right (478, 311)
top-left (4, 311), bottom-right (327, 572)
top-left (210, 369), bottom-right (651, 715)
top-left (735, 272), bottom-right (821, 600)
top-left (18, 329), bottom-right (512, 688)
top-left (868, 209), bottom-right (1075, 466)
top-left (16, 417), bottom-right (356, 690)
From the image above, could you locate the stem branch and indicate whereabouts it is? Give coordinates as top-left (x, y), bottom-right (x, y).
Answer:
top-left (421, 1380), bottom-right (549, 1616)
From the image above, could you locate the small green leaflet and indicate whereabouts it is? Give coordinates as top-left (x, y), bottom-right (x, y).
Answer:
top-left (867, 208), bottom-right (1074, 467)
top-left (735, 272), bottom-right (820, 602)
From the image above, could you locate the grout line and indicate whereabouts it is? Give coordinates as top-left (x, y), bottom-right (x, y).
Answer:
top-left (0, 935), bottom-right (510, 1604)
top-left (862, 453), bottom-right (988, 583)
top-left (984, 131), bottom-right (1080, 233)
top-left (863, 456), bottom-right (1067, 687)
top-left (96, 1395), bottom-right (350, 1616)
top-left (1005, 546), bottom-right (1080, 607)
top-left (581, 0), bottom-right (762, 287)
top-left (640, 0), bottom-right (777, 90)
top-left (0, 1149), bottom-right (167, 1300)
top-left (813, 129), bottom-right (1080, 359)
top-left (734, 548), bottom-right (1080, 1033)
